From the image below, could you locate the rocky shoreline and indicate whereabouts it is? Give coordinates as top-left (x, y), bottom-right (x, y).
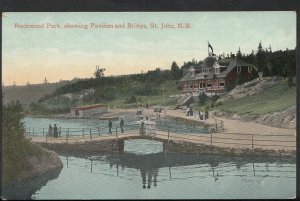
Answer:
top-left (3, 145), bottom-right (63, 196)
top-left (214, 106), bottom-right (296, 129)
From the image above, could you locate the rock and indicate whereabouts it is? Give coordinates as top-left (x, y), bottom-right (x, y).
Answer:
top-left (254, 106), bottom-right (296, 129)
top-left (22, 147), bottom-right (63, 182)
top-left (217, 76), bottom-right (283, 103)
top-left (214, 106), bottom-right (296, 129)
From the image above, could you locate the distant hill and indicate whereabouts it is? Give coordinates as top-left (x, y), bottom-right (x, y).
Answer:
top-left (2, 80), bottom-right (79, 107)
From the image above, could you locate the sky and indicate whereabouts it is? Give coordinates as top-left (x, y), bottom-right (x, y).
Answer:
top-left (2, 12), bottom-right (296, 86)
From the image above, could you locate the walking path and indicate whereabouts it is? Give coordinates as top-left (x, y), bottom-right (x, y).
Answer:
top-left (29, 107), bottom-right (296, 152)
top-left (165, 108), bottom-right (295, 136)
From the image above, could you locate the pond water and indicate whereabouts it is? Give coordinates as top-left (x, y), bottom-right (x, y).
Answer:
top-left (11, 117), bottom-right (295, 199)
top-left (3, 139), bottom-right (296, 199)
top-left (22, 117), bottom-right (209, 136)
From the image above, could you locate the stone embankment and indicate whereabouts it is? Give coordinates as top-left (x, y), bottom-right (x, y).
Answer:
top-left (2, 146), bottom-right (63, 200)
top-left (7, 145), bottom-right (63, 185)
top-left (215, 106), bottom-right (296, 129)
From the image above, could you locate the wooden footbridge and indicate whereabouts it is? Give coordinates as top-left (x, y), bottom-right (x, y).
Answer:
top-left (26, 120), bottom-right (296, 157)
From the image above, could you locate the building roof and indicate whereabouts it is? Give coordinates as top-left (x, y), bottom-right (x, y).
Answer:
top-left (74, 103), bottom-right (106, 110)
top-left (200, 56), bottom-right (217, 68)
top-left (181, 56), bottom-right (257, 82)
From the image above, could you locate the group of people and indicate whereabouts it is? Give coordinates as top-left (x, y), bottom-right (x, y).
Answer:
top-left (108, 118), bottom-right (125, 135)
top-left (198, 110), bottom-right (209, 121)
top-left (186, 107), bottom-right (193, 116)
top-left (186, 107), bottom-right (209, 121)
top-left (139, 116), bottom-right (156, 136)
top-left (48, 124), bottom-right (60, 138)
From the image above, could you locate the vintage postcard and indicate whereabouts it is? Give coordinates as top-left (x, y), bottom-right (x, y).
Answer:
top-left (2, 11), bottom-right (296, 199)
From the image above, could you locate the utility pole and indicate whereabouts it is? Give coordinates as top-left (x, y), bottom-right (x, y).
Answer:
top-left (162, 89), bottom-right (165, 106)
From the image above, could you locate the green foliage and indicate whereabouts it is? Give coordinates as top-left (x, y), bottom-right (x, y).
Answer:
top-left (170, 61), bottom-right (181, 80)
top-left (126, 96), bottom-right (137, 103)
top-left (215, 81), bottom-right (296, 115)
top-left (287, 76), bottom-right (295, 87)
top-left (241, 43), bottom-right (295, 78)
top-left (198, 92), bottom-right (208, 106)
top-left (2, 101), bottom-right (44, 184)
top-left (94, 68), bottom-right (106, 78)
top-left (211, 94), bottom-right (220, 102)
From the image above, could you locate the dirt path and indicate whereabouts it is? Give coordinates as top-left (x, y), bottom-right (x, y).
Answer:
top-left (165, 108), bottom-right (296, 136)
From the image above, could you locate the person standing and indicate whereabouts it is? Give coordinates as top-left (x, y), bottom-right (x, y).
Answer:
top-left (48, 124), bottom-right (53, 137)
top-left (120, 118), bottom-right (124, 133)
top-left (205, 110), bottom-right (209, 120)
top-left (53, 124), bottom-right (58, 138)
top-left (108, 120), bottom-right (112, 135)
top-left (140, 118), bottom-right (145, 136)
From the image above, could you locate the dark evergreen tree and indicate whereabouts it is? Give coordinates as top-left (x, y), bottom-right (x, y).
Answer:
top-left (170, 61), bottom-right (181, 80)
top-left (256, 41), bottom-right (269, 76)
top-left (236, 47), bottom-right (242, 59)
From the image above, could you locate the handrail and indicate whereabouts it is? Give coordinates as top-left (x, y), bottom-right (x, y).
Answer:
top-left (25, 122), bottom-right (296, 149)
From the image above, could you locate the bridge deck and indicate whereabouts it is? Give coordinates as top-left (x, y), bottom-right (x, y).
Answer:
top-left (29, 129), bottom-right (296, 151)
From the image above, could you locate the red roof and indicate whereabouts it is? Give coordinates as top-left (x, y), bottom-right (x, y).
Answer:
top-left (74, 103), bottom-right (106, 110)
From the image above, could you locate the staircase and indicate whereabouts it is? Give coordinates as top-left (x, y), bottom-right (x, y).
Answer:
top-left (173, 94), bottom-right (193, 109)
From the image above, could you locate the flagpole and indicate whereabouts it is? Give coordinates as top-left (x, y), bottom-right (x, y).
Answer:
top-left (208, 41), bottom-right (209, 56)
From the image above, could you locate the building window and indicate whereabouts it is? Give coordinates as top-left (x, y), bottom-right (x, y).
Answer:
top-left (220, 82), bottom-right (225, 86)
top-left (215, 68), bottom-right (220, 74)
top-left (203, 83), bottom-right (206, 88)
top-left (237, 66), bottom-right (241, 73)
top-left (248, 66), bottom-right (252, 73)
top-left (207, 81), bottom-right (212, 87)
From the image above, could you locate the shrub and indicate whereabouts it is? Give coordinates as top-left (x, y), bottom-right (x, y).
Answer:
top-left (198, 92), bottom-right (208, 106)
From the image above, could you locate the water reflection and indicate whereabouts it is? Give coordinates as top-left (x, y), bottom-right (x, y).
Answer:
top-left (98, 152), bottom-right (295, 190)
top-left (140, 167), bottom-right (159, 189)
top-left (25, 153), bottom-right (295, 199)
top-left (2, 167), bottom-right (62, 200)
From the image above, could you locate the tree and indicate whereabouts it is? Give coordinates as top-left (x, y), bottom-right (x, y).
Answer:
top-left (198, 92), bottom-right (208, 106)
top-left (256, 41), bottom-right (269, 76)
top-left (170, 61), bottom-right (181, 80)
top-left (94, 67), bottom-right (106, 78)
top-left (236, 47), bottom-right (242, 59)
top-left (3, 101), bottom-right (26, 183)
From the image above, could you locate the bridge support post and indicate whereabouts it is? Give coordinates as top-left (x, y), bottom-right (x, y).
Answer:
top-left (251, 134), bottom-right (254, 149)
top-left (116, 126), bottom-right (118, 139)
top-left (46, 132), bottom-right (48, 143)
top-left (210, 131), bottom-right (213, 146)
top-left (90, 129), bottom-right (92, 141)
top-left (66, 130), bottom-right (68, 144)
top-left (168, 128), bottom-right (170, 142)
top-left (98, 127), bottom-right (100, 136)
top-left (118, 140), bottom-right (124, 154)
top-left (82, 128), bottom-right (84, 138)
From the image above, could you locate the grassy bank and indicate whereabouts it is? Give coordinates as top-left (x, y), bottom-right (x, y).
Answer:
top-left (191, 79), bottom-right (296, 115)
top-left (215, 82), bottom-right (296, 115)
top-left (2, 102), bottom-right (51, 185)
top-left (29, 79), bottom-right (181, 113)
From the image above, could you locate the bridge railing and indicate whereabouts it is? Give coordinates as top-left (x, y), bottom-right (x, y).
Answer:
top-left (25, 121), bottom-right (296, 150)
top-left (153, 130), bottom-right (296, 150)
top-left (24, 122), bottom-right (142, 143)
